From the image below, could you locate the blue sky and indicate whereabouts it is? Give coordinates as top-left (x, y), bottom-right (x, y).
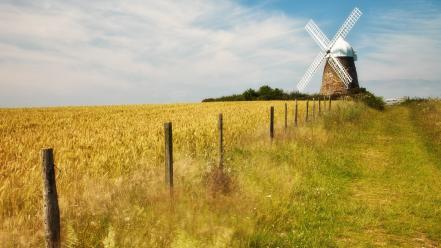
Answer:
top-left (0, 0), bottom-right (440, 107)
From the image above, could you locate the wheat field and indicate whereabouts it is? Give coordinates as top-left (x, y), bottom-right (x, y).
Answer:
top-left (1, 100), bottom-right (328, 247)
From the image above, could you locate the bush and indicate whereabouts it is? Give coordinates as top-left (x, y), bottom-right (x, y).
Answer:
top-left (400, 97), bottom-right (427, 105)
top-left (363, 94), bottom-right (385, 110)
top-left (354, 92), bottom-right (385, 111)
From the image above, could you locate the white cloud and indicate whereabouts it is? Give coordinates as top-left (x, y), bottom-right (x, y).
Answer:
top-left (0, 1), bottom-right (440, 106)
top-left (0, 0), bottom-right (317, 106)
top-left (356, 7), bottom-right (441, 98)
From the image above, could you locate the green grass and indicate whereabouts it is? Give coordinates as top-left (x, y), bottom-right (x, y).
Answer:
top-left (228, 103), bottom-right (441, 247)
top-left (332, 104), bottom-right (441, 247)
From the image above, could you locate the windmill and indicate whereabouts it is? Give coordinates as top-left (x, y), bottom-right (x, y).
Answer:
top-left (297, 7), bottom-right (362, 96)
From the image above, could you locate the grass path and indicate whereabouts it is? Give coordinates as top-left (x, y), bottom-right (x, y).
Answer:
top-left (230, 104), bottom-right (441, 247)
top-left (338, 106), bottom-right (441, 247)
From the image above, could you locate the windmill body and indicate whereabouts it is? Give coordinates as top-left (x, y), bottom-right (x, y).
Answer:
top-left (321, 37), bottom-right (359, 95)
top-left (297, 7), bottom-right (362, 96)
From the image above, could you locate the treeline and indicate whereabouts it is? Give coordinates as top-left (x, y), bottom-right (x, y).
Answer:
top-left (202, 85), bottom-right (322, 102)
top-left (202, 85), bottom-right (386, 110)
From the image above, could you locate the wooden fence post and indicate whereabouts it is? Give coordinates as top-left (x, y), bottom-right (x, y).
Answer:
top-left (218, 113), bottom-right (224, 169)
top-left (306, 100), bottom-right (309, 122)
top-left (41, 148), bottom-right (60, 248)
top-left (312, 98), bottom-right (316, 120)
top-left (164, 122), bottom-right (173, 193)
top-left (284, 103), bottom-right (288, 130)
top-left (294, 99), bottom-right (298, 127)
top-left (270, 106), bottom-right (274, 139)
top-left (318, 98), bottom-right (321, 116)
top-left (329, 96), bottom-right (332, 111)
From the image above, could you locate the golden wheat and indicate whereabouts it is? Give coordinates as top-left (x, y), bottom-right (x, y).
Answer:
top-left (0, 100), bottom-right (335, 246)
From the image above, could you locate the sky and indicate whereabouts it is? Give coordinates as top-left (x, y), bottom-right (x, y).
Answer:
top-left (0, 0), bottom-right (440, 107)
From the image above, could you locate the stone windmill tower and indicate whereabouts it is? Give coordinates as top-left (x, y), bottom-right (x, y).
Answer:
top-left (297, 8), bottom-right (362, 96)
top-left (321, 37), bottom-right (359, 95)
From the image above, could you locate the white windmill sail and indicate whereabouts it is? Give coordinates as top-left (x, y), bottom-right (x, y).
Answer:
top-left (298, 51), bottom-right (326, 92)
top-left (328, 8), bottom-right (362, 49)
top-left (297, 7), bottom-right (362, 92)
top-left (305, 20), bottom-right (330, 50)
top-left (328, 56), bottom-right (352, 87)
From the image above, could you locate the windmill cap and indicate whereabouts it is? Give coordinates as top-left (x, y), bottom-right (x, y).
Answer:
top-left (331, 37), bottom-right (356, 58)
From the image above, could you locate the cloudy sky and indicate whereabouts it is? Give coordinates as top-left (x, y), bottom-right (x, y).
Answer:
top-left (1, 0), bottom-right (440, 107)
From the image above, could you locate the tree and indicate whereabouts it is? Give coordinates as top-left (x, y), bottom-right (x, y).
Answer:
top-left (201, 84), bottom-right (320, 102)
top-left (243, 89), bottom-right (258, 100)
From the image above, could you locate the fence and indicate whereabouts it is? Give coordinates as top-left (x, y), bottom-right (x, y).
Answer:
top-left (39, 97), bottom-right (333, 248)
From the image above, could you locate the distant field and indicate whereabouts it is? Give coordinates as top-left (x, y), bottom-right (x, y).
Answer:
top-left (1, 100), bottom-right (440, 247)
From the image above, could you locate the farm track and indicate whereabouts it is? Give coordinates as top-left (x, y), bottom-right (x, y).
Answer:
top-left (337, 106), bottom-right (441, 247)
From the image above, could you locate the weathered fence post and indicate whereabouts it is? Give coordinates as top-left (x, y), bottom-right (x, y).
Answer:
top-left (294, 99), bottom-right (298, 127)
top-left (284, 103), bottom-right (288, 130)
top-left (318, 97), bottom-right (321, 116)
top-left (313, 98), bottom-right (316, 120)
top-left (270, 106), bottom-right (274, 139)
top-left (41, 148), bottom-right (60, 248)
top-left (306, 100), bottom-right (309, 122)
top-left (218, 113), bottom-right (224, 169)
top-left (164, 122), bottom-right (173, 193)
top-left (328, 96), bottom-right (332, 111)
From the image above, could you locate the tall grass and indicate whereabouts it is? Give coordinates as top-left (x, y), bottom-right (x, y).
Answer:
top-left (407, 99), bottom-right (441, 157)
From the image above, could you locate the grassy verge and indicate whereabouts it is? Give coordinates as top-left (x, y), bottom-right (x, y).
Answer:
top-left (407, 100), bottom-right (441, 159)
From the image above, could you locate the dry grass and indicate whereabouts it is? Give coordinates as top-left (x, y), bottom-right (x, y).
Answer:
top-left (0, 100), bottom-right (333, 247)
